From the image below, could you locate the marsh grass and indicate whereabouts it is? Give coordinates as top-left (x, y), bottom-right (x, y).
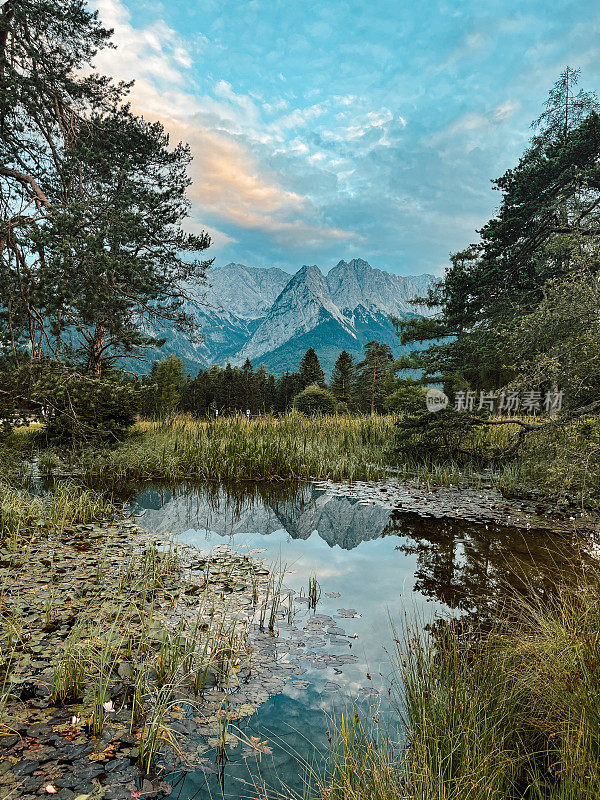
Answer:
top-left (74, 413), bottom-right (395, 482)
top-left (315, 713), bottom-right (403, 800)
top-left (0, 480), bottom-right (114, 550)
top-left (60, 410), bottom-right (596, 503)
top-left (308, 575), bottom-right (321, 611)
top-left (51, 640), bottom-right (87, 705)
top-left (1, 476), bottom-right (285, 778)
top-left (10, 408), bottom-right (600, 503)
top-left (138, 685), bottom-right (187, 775)
top-left (42, 543), bottom-right (258, 770)
top-left (312, 576), bottom-right (600, 800)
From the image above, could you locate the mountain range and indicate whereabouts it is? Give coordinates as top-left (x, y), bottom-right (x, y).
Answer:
top-left (157, 258), bottom-right (435, 375)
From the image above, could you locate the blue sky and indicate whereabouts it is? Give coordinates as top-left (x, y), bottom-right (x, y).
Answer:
top-left (93, 0), bottom-right (600, 276)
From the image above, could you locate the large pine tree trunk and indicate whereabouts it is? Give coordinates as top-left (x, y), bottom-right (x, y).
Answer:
top-left (90, 324), bottom-right (105, 375)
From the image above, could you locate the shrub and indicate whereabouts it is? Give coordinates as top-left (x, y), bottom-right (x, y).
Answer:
top-left (34, 370), bottom-right (139, 442)
top-left (293, 384), bottom-right (336, 415)
top-left (384, 382), bottom-right (427, 415)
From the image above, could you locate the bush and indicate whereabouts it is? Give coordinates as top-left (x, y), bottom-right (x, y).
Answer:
top-left (33, 370), bottom-right (139, 442)
top-left (293, 384), bottom-right (337, 415)
top-left (384, 382), bottom-right (428, 415)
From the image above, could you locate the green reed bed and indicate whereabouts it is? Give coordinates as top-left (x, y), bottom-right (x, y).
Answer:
top-left (0, 479), bottom-right (115, 550)
top-left (312, 577), bottom-right (600, 800)
top-left (75, 413), bottom-right (396, 482)
top-left (13, 408), bottom-right (598, 501)
top-left (68, 411), bottom-right (591, 498)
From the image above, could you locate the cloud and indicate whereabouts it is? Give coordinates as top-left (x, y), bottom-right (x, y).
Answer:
top-left (91, 0), bottom-right (357, 250)
top-left (94, 0), bottom-right (191, 86)
top-left (88, 0), bottom-right (600, 275)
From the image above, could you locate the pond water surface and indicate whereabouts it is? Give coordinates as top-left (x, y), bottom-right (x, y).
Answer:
top-left (128, 481), bottom-right (594, 800)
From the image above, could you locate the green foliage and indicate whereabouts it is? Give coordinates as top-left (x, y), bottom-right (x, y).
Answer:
top-left (331, 350), bottom-right (355, 407)
top-left (180, 360), bottom-right (281, 415)
top-left (503, 263), bottom-right (600, 410)
top-left (293, 384), bottom-right (337, 415)
top-left (34, 370), bottom-right (139, 442)
top-left (392, 407), bottom-right (506, 464)
top-left (142, 355), bottom-right (186, 419)
top-left (299, 347), bottom-right (325, 388)
top-left (0, 0), bottom-right (211, 374)
top-left (384, 381), bottom-right (427, 415)
top-left (39, 110), bottom-right (212, 373)
top-left (398, 69), bottom-right (600, 394)
top-left (176, 339), bottom-right (396, 418)
top-left (355, 341), bottom-right (394, 414)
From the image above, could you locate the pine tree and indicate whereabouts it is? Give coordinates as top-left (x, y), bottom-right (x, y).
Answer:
top-left (299, 348), bottom-right (325, 388)
top-left (153, 355), bottom-right (185, 418)
top-left (331, 351), bottom-right (355, 406)
top-left (0, 3), bottom-right (212, 372)
top-left (398, 69), bottom-right (600, 393)
top-left (0, 0), bottom-right (115, 358)
top-left (276, 371), bottom-right (302, 411)
top-left (40, 109), bottom-right (213, 373)
top-left (220, 364), bottom-right (235, 411)
top-left (242, 359), bottom-right (257, 412)
top-left (355, 341), bottom-right (394, 414)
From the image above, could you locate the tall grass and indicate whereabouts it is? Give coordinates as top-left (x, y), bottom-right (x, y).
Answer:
top-left (312, 576), bottom-right (600, 800)
top-left (63, 411), bottom-right (595, 500)
top-left (0, 480), bottom-right (114, 548)
top-left (75, 413), bottom-right (396, 482)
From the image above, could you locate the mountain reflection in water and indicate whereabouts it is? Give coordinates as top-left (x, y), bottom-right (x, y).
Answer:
top-left (127, 481), bottom-right (597, 800)
top-left (133, 481), bottom-right (593, 614)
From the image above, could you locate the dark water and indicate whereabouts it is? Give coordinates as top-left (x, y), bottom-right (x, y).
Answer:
top-left (128, 481), bottom-right (594, 800)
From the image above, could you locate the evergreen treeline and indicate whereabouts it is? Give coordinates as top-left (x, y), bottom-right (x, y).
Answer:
top-left (141, 342), bottom-right (414, 418)
top-left (393, 67), bottom-right (600, 469)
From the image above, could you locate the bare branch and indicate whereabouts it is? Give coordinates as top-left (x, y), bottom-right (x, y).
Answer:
top-left (0, 166), bottom-right (50, 208)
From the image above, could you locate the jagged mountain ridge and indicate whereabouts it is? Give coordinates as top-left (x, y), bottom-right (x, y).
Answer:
top-left (153, 258), bottom-right (435, 375)
top-left (136, 484), bottom-right (395, 550)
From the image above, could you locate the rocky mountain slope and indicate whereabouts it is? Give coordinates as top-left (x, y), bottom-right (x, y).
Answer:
top-left (153, 259), bottom-right (435, 375)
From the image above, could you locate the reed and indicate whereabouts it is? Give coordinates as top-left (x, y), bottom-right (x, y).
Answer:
top-left (216, 699), bottom-right (229, 764)
top-left (311, 572), bottom-right (600, 800)
top-left (138, 685), bottom-right (179, 774)
top-left (45, 480), bottom-right (115, 529)
top-left (64, 410), bottom-right (593, 502)
top-left (51, 640), bottom-right (87, 705)
top-left (0, 480), bottom-right (114, 550)
top-left (308, 574), bottom-right (321, 611)
top-left (75, 413), bottom-right (396, 483)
